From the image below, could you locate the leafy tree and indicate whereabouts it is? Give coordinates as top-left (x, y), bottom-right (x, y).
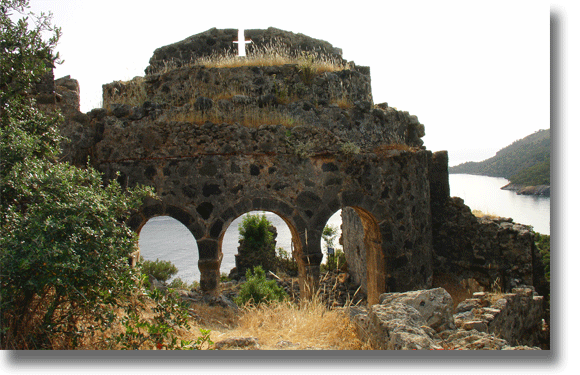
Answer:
top-left (322, 224), bottom-right (339, 253)
top-left (237, 213), bottom-right (277, 273)
top-left (1, 161), bottom-right (152, 348)
top-left (239, 213), bottom-right (274, 249)
top-left (0, 0), bottom-right (165, 349)
top-left (1, 0), bottom-right (63, 198)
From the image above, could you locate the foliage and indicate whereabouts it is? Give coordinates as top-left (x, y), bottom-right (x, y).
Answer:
top-left (237, 213), bottom-right (277, 272)
top-left (449, 129), bottom-right (550, 186)
top-left (141, 258), bottom-right (178, 283)
top-left (275, 247), bottom-right (298, 276)
top-left (239, 213), bottom-right (273, 247)
top-left (340, 141), bottom-right (361, 156)
top-left (535, 233), bottom-right (550, 283)
top-left (0, 0), bottom-right (61, 106)
top-left (298, 51), bottom-right (317, 84)
top-left (0, 0), bottom-right (63, 190)
top-left (167, 277), bottom-right (198, 290)
top-left (1, 1), bottom-right (170, 350)
top-left (322, 225), bottom-right (339, 252)
top-left (509, 159), bottom-right (550, 186)
top-left (321, 249), bottom-right (347, 273)
top-left (235, 266), bottom-right (288, 306)
top-left (0, 160), bottom-right (153, 348)
top-left (110, 286), bottom-right (211, 350)
top-left (320, 224), bottom-right (347, 272)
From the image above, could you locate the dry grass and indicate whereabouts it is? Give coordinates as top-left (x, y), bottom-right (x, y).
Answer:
top-left (164, 106), bottom-right (301, 128)
top-left (103, 76), bottom-right (147, 108)
top-left (154, 39), bottom-right (346, 74)
top-left (373, 144), bottom-right (415, 154)
top-left (471, 209), bottom-right (502, 219)
top-left (210, 298), bottom-right (366, 350)
top-left (330, 94), bottom-right (354, 109)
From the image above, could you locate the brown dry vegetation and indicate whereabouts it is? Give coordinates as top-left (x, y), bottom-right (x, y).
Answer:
top-left (471, 209), bottom-right (502, 220)
top-left (155, 39), bottom-right (346, 74)
top-left (71, 296), bottom-right (366, 350)
top-left (205, 299), bottom-right (367, 350)
top-left (373, 144), bottom-right (415, 154)
top-left (163, 106), bottom-right (302, 128)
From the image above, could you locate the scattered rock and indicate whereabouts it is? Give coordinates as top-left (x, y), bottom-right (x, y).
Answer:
top-left (213, 337), bottom-right (260, 350)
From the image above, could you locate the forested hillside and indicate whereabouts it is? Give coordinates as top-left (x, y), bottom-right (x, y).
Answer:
top-left (449, 129), bottom-right (550, 186)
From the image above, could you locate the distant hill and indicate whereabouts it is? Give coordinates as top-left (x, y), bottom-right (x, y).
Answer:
top-left (449, 129), bottom-right (550, 187)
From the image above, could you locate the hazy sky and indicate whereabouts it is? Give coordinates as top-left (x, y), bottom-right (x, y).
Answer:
top-left (27, 0), bottom-right (550, 166)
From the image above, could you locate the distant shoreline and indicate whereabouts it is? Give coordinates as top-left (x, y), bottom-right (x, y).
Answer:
top-left (500, 182), bottom-right (550, 197)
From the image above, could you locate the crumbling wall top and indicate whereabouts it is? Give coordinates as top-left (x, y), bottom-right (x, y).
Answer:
top-left (146, 27), bottom-right (345, 74)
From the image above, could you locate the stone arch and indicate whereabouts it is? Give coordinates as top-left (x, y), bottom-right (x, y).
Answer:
top-left (212, 196), bottom-right (312, 294)
top-left (315, 201), bottom-right (386, 305)
top-left (126, 201), bottom-right (204, 270)
top-left (310, 191), bottom-right (384, 304)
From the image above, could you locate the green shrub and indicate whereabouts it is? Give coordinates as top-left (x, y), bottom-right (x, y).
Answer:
top-left (0, 1), bottom-right (197, 350)
top-left (321, 249), bottom-right (347, 273)
top-left (110, 287), bottom-right (210, 350)
top-left (275, 247), bottom-right (298, 276)
top-left (0, 160), bottom-right (153, 349)
top-left (141, 258), bottom-right (178, 283)
top-left (237, 213), bottom-right (277, 273)
top-left (535, 233), bottom-right (550, 283)
top-left (167, 277), bottom-right (197, 290)
top-left (234, 266), bottom-right (288, 306)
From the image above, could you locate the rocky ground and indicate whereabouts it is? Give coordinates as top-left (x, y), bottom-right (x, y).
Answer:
top-left (172, 269), bottom-right (366, 312)
top-left (156, 270), bottom-right (549, 351)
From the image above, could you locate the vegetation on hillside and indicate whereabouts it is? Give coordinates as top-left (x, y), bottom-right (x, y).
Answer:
top-left (449, 129), bottom-right (550, 186)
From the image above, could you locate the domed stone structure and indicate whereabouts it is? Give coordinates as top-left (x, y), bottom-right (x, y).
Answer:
top-left (49, 28), bottom-right (547, 306)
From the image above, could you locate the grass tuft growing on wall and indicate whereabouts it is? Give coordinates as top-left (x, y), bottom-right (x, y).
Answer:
top-left (152, 38), bottom-right (346, 74)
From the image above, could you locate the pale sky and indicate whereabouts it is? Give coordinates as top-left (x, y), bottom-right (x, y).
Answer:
top-left (27, 0), bottom-right (551, 166)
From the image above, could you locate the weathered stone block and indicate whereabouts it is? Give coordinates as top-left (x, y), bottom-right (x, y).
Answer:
top-left (378, 288), bottom-right (455, 332)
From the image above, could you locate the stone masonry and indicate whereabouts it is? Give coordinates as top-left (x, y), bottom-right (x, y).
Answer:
top-left (50, 28), bottom-right (548, 308)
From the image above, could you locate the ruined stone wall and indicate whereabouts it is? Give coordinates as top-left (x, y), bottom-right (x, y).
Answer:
top-left (88, 106), bottom-right (433, 300)
top-left (455, 287), bottom-right (547, 348)
top-left (431, 196), bottom-right (549, 298)
top-left (102, 64), bottom-right (424, 150)
top-left (145, 27), bottom-right (346, 74)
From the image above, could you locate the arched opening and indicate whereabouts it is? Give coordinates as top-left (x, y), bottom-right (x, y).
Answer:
top-left (220, 210), bottom-right (298, 280)
top-left (320, 207), bottom-right (384, 305)
top-left (138, 216), bottom-right (200, 287)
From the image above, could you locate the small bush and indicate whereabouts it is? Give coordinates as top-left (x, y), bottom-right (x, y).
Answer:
top-left (340, 142), bottom-right (360, 156)
top-left (235, 266), bottom-right (288, 306)
top-left (321, 249), bottom-right (347, 273)
top-left (167, 277), bottom-right (197, 290)
top-left (275, 247), bottom-right (298, 276)
top-left (141, 258), bottom-right (178, 283)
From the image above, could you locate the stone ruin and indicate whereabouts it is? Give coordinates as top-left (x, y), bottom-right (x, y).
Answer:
top-left (41, 27), bottom-right (549, 333)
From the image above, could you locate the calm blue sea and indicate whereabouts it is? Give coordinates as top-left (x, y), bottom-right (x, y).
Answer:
top-left (138, 174), bottom-right (550, 283)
